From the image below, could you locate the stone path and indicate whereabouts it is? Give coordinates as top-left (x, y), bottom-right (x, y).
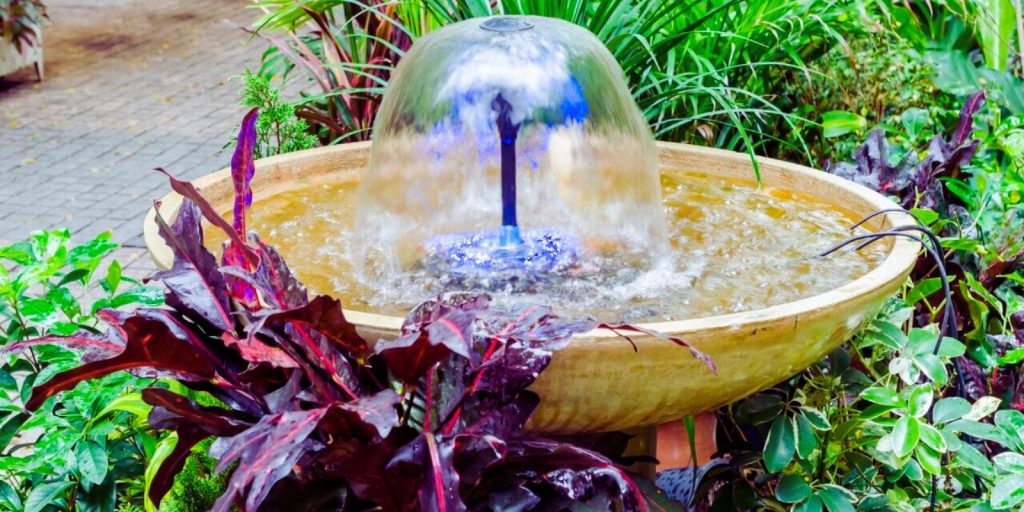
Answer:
top-left (0, 0), bottom-right (267, 278)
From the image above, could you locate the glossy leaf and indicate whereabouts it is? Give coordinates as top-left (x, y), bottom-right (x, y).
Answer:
top-left (764, 415), bottom-right (796, 472)
top-left (892, 416), bottom-right (920, 458)
top-left (776, 473), bottom-right (811, 503)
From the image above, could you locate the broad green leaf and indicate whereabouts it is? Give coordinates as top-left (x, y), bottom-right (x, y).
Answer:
top-left (901, 108), bottom-right (930, 141)
top-left (0, 412), bottom-right (29, 452)
top-left (145, 434), bottom-right (178, 512)
top-left (800, 407), bottom-right (830, 431)
top-left (947, 419), bottom-right (1009, 444)
top-left (991, 474), bottom-right (1024, 510)
top-left (19, 298), bottom-right (58, 327)
top-left (908, 208), bottom-right (939, 226)
top-left (24, 480), bottom-right (75, 512)
top-left (955, 443), bottom-right (996, 480)
top-left (998, 347), bottom-right (1024, 366)
top-left (915, 443), bottom-right (941, 476)
top-left (904, 385), bottom-right (933, 418)
top-left (918, 423), bottom-right (946, 452)
top-left (821, 110), bottom-right (867, 138)
top-left (818, 485), bottom-right (856, 512)
top-left (995, 410), bottom-right (1024, 450)
top-left (794, 495), bottom-right (824, 512)
top-left (56, 268), bottom-right (89, 287)
top-left (861, 387), bottom-right (900, 407)
top-left (914, 353), bottom-right (948, 385)
top-left (87, 392), bottom-right (151, 430)
top-left (934, 337), bottom-right (966, 358)
top-left (776, 473), bottom-right (811, 503)
top-left (103, 259), bottom-right (121, 295)
top-left (860, 404), bottom-right (896, 420)
top-left (0, 370), bottom-right (15, 390)
top-left (933, 397), bottom-right (971, 424)
top-left (892, 416), bottom-right (920, 458)
top-left (795, 412), bottom-right (816, 459)
top-left (965, 396), bottom-right (1002, 421)
top-left (976, 0), bottom-right (1016, 71)
top-left (764, 415), bottom-right (796, 472)
top-left (994, 452), bottom-right (1024, 473)
top-left (869, 321), bottom-right (906, 350)
top-left (76, 438), bottom-right (108, 486)
top-left (906, 277), bottom-right (943, 305)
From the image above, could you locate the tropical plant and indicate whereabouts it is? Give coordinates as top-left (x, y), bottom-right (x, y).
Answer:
top-left (0, 229), bottom-right (163, 511)
top-left (250, 0), bottom-right (864, 159)
top-left (11, 110), bottom-right (713, 511)
top-left (0, 0), bottom-right (46, 52)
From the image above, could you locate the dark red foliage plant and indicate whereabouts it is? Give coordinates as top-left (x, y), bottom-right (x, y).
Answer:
top-left (7, 109), bottom-right (713, 512)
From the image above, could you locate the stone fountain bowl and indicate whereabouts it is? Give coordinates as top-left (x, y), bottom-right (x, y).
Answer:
top-left (144, 141), bottom-right (918, 434)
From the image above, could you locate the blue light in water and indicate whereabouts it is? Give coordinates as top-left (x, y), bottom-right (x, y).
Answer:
top-left (559, 76), bottom-right (589, 124)
top-left (424, 228), bottom-right (580, 289)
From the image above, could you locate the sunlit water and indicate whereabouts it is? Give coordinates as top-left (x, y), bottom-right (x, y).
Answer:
top-left (208, 171), bottom-right (886, 322)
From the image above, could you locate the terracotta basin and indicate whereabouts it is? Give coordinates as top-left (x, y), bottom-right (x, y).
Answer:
top-left (144, 141), bottom-right (918, 434)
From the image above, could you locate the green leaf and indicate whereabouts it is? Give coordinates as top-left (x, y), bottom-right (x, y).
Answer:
top-left (869, 321), bottom-right (906, 350)
top-left (976, 0), bottom-right (1016, 71)
top-left (904, 385), bottom-right (933, 418)
top-left (796, 412), bottom-right (816, 459)
top-left (965, 396), bottom-right (1002, 421)
top-left (794, 495), bottom-right (824, 512)
top-left (56, 268), bottom-right (90, 287)
top-left (906, 277), bottom-right (943, 305)
top-left (934, 337), bottom-right (966, 358)
top-left (998, 347), bottom-right (1024, 366)
top-left (892, 416), bottom-right (920, 458)
top-left (995, 410), bottom-right (1024, 450)
top-left (764, 415), bottom-right (796, 472)
top-left (818, 485), bottom-right (856, 512)
top-left (991, 474), bottom-right (1024, 510)
top-left (933, 397), bottom-right (971, 424)
top-left (918, 423), bottom-right (946, 452)
top-left (994, 452), bottom-right (1024, 473)
top-left (24, 480), bottom-right (75, 512)
top-left (908, 208), bottom-right (939, 226)
top-left (901, 108), bottom-right (930, 141)
top-left (800, 407), bottom-right (830, 431)
top-left (914, 353), bottom-right (948, 385)
top-left (145, 434), bottom-right (178, 512)
top-left (102, 260), bottom-right (121, 295)
top-left (0, 369), bottom-right (16, 390)
top-left (19, 298), bottom-right (58, 327)
top-left (821, 110), bottom-right (867, 138)
top-left (776, 473), bottom-right (811, 503)
top-left (88, 392), bottom-right (151, 430)
top-left (0, 412), bottom-right (29, 452)
top-left (861, 387), bottom-right (900, 407)
top-left (956, 443), bottom-right (996, 480)
top-left (75, 438), bottom-right (108, 485)
top-left (947, 419), bottom-right (1009, 444)
top-left (916, 443), bottom-right (941, 476)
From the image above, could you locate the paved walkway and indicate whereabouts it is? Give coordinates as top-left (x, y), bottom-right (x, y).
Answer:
top-left (0, 0), bottom-right (266, 278)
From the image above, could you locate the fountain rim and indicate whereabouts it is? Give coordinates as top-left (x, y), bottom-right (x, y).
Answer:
top-left (143, 140), bottom-right (920, 338)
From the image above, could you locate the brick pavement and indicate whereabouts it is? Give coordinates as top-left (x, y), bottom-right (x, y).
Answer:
top-left (0, 0), bottom-right (269, 279)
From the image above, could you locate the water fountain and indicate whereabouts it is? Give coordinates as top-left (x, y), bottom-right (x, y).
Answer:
top-left (143, 16), bottom-right (918, 438)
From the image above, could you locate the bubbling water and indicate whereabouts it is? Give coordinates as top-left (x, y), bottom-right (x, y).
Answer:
top-left (212, 172), bottom-right (887, 322)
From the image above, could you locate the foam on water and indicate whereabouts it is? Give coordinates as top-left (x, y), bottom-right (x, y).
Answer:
top-left (211, 172), bottom-right (886, 322)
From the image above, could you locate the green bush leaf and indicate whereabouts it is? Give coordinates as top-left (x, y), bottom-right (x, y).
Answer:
top-left (818, 485), bottom-right (856, 512)
top-left (905, 385), bottom-right (933, 418)
top-left (892, 416), bottom-right (920, 458)
top-left (800, 407), bottom-right (830, 430)
top-left (861, 387), bottom-right (900, 407)
top-left (996, 410), bottom-right (1024, 450)
top-left (915, 443), bottom-right (941, 476)
top-left (19, 298), bottom-right (58, 327)
top-left (776, 473), bottom-right (811, 503)
top-left (992, 474), bottom-right (1024, 510)
top-left (796, 412), bottom-right (817, 459)
top-left (918, 423), bottom-right (946, 452)
top-left (933, 397), bottom-right (971, 424)
top-left (794, 495), bottom-right (824, 512)
top-left (822, 110), bottom-right (867, 138)
top-left (914, 353), bottom-right (948, 385)
top-left (24, 480), bottom-right (75, 512)
top-left (765, 415), bottom-right (796, 472)
top-left (75, 439), bottom-right (108, 486)
top-left (955, 443), bottom-right (996, 480)
top-left (994, 452), bottom-right (1024, 473)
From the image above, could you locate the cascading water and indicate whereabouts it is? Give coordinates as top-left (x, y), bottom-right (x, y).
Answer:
top-left (356, 15), bottom-right (667, 298)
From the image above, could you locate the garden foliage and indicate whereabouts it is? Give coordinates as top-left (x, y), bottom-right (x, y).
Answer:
top-left (14, 109), bottom-right (713, 511)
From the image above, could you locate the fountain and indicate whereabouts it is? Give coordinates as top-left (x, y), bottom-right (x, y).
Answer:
top-left (143, 16), bottom-right (918, 436)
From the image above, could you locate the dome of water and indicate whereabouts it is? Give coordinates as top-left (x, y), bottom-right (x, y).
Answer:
top-left (357, 15), bottom-right (665, 291)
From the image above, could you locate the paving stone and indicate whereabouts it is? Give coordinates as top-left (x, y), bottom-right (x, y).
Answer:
top-left (0, 0), bottom-right (271, 278)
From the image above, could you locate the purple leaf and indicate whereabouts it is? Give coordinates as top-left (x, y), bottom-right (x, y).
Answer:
top-left (210, 407), bottom-right (330, 512)
top-left (376, 308), bottom-right (475, 383)
top-left (27, 316), bottom-right (217, 410)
